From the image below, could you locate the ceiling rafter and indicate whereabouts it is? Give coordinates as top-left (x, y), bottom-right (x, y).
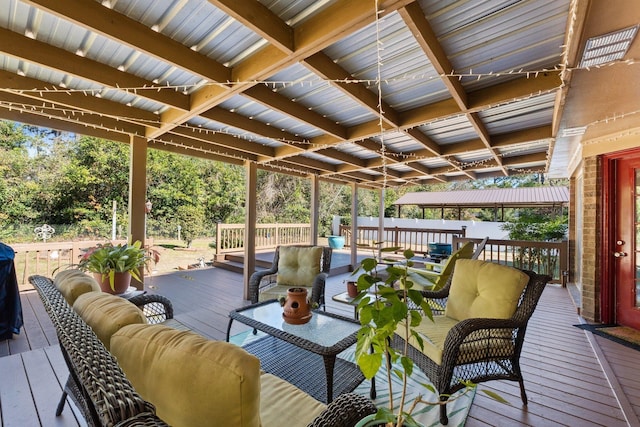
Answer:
top-left (0, 71), bottom-right (160, 127)
top-left (207, 0), bottom-right (294, 53)
top-left (399, 2), bottom-right (507, 176)
top-left (23, 0), bottom-right (230, 82)
top-left (0, 27), bottom-right (189, 111)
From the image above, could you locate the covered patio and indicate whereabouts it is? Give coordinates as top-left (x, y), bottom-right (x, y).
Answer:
top-left (2, 266), bottom-right (638, 426)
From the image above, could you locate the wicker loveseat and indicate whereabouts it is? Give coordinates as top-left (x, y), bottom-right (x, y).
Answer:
top-left (30, 273), bottom-right (375, 427)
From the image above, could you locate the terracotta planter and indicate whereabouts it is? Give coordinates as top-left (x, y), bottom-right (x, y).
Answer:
top-left (282, 287), bottom-right (312, 324)
top-left (94, 272), bottom-right (131, 294)
top-left (346, 281), bottom-right (358, 298)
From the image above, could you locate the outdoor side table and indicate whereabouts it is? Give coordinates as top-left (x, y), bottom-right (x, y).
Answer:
top-left (226, 300), bottom-right (369, 403)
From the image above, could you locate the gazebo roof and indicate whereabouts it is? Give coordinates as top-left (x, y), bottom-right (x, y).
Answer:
top-left (394, 186), bottom-right (569, 208)
top-left (0, 1), bottom-right (638, 188)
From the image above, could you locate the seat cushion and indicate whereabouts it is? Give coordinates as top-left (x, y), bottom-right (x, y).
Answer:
top-left (54, 269), bottom-right (100, 305)
top-left (73, 292), bottom-right (147, 349)
top-left (397, 315), bottom-right (459, 365)
top-left (258, 284), bottom-right (298, 303)
top-left (111, 324), bottom-right (262, 427)
top-left (260, 373), bottom-right (326, 427)
top-left (445, 259), bottom-right (529, 321)
top-left (276, 246), bottom-right (323, 287)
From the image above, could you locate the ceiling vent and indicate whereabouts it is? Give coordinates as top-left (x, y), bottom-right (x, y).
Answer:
top-left (579, 25), bottom-right (639, 68)
top-left (561, 126), bottom-right (587, 137)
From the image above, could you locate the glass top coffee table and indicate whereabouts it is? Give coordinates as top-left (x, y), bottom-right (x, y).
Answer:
top-left (226, 300), bottom-right (367, 403)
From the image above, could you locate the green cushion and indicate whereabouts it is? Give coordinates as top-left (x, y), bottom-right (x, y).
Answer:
top-left (276, 246), bottom-right (323, 287)
top-left (258, 284), bottom-right (294, 303)
top-left (73, 292), bottom-right (147, 349)
top-left (54, 269), bottom-right (100, 305)
top-left (260, 373), bottom-right (326, 427)
top-left (445, 259), bottom-right (529, 321)
top-left (111, 324), bottom-right (262, 427)
top-left (396, 316), bottom-right (459, 365)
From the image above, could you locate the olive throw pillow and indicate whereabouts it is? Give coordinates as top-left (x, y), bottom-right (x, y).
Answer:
top-left (276, 246), bottom-right (323, 287)
top-left (445, 259), bottom-right (529, 321)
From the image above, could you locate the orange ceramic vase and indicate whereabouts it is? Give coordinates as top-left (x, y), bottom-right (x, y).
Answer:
top-left (282, 287), bottom-right (312, 324)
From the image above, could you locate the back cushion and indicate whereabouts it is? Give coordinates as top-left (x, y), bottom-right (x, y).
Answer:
top-left (276, 246), bottom-right (323, 287)
top-left (445, 259), bottom-right (529, 321)
top-left (54, 269), bottom-right (100, 305)
top-left (111, 324), bottom-right (262, 427)
top-left (73, 292), bottom-right (147, 349)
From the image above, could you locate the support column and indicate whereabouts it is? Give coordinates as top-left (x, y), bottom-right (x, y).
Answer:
top-left (128, 135), bottom-right (147, 290)
top-left (243, 161), bottom-right (257, 300)
top-left (350, 183), bottom-right (359, 269)
top-left (310, 174), bottom-right (319, 246)
top-left (378, 188), bottom-right (385, 259)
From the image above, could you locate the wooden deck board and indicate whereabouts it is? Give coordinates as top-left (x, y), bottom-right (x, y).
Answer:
top-left (1, 266), bottom-right (638, 426)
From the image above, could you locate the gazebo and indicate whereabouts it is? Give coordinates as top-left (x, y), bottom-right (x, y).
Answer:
top-left (394, 186), bottom-right (570, 220)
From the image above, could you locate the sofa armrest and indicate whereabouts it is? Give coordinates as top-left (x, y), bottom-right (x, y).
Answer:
top-left (306, 393), bottom-right (376, 427)
top-left (128, 293), bottom-right (174, 324)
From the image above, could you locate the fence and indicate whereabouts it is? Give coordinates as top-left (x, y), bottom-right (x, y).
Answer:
top-left (215, 223), bottom-right (311, 255)
top-left (453, 236), bottom-right (568, 285)
top-left (338, 224), bottom-right (467, 255)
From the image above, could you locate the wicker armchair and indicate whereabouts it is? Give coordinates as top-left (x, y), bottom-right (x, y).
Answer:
top-left (249, 245), bottom-right (332, 307)
top-left (393, 262), bottom-right (551, 425)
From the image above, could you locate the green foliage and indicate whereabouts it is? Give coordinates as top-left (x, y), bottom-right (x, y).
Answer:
top-left (501, 209), bottom-right (568, 241)
top-left (352, 248), bottom-right (434, 426)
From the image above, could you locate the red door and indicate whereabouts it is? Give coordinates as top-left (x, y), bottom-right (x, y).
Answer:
top-left (614, 154), bottom-right (640, 329)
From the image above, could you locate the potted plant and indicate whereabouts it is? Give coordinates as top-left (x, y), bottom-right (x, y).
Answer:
top-left (77, 240), bottom-right (155, 294)
top-left (352, 247), bottom-right (476, 427)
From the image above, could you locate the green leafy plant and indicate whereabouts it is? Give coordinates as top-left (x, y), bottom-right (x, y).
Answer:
top-left (352, 247), bottom-right (479, 427)
top-left (77, 240), bottom-right (156, 290)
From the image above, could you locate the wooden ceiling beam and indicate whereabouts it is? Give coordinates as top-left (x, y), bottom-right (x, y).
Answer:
top-left (207, 0), bottom-right (294, 53)
top-left (201, 107), bottom-right (306, 144)
top-left (148, 139), bottom-right (245, 165)
top-left (0, 27), bottom-right (189, 111)
top-left (0, 106), bottom-right (130, 143)
top-left (0, 92), bottom-right (144, 135)
top-left (0, 71), bottom-right (160, 127)
top-left (159, 133), bottom-right (257, 162)
top-left (244, 84), bottom-right (348, 139)
top-left (169, 127), bottom-right (274, 157)
top-left (24, 0), bottom-right (230, 82)
top-left (302, 52), bottom-right (400, 127)
top-left (399, 2), bottom-right (468, 108)
top-left (176, 0), bottom-right (414, 140)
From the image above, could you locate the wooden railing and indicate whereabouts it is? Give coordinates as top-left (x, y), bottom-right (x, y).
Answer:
top-left (10, 240), bottom-right (110, 287)
top-left (453, 236), bottom-right (568, 286)
top-left (215, 223), bottom-right (311, 255)
top-left (9, 239), bottom-right (156, 288)
top-left (338, 224), bottom-right (467, 255)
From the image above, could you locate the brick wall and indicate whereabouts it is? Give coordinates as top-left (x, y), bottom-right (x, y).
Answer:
top-left (580, 156), bottom-right (601, 322)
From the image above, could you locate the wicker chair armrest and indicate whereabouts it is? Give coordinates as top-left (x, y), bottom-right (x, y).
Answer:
top-left (248, 267), bottom-right (279, 303)
top-left (128, 294), bottom-right (174, 324)
top-left (306, 392), bottom-right (376, 427)
top-left (310, 272), bottom-right (329, 305)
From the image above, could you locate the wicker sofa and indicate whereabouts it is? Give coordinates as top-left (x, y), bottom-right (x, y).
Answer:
top-left (29, 273), bottom-right (375, 427)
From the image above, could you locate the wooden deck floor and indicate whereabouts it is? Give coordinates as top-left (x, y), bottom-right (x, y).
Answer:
top-left (1, 265), bottom-right (638, 426)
